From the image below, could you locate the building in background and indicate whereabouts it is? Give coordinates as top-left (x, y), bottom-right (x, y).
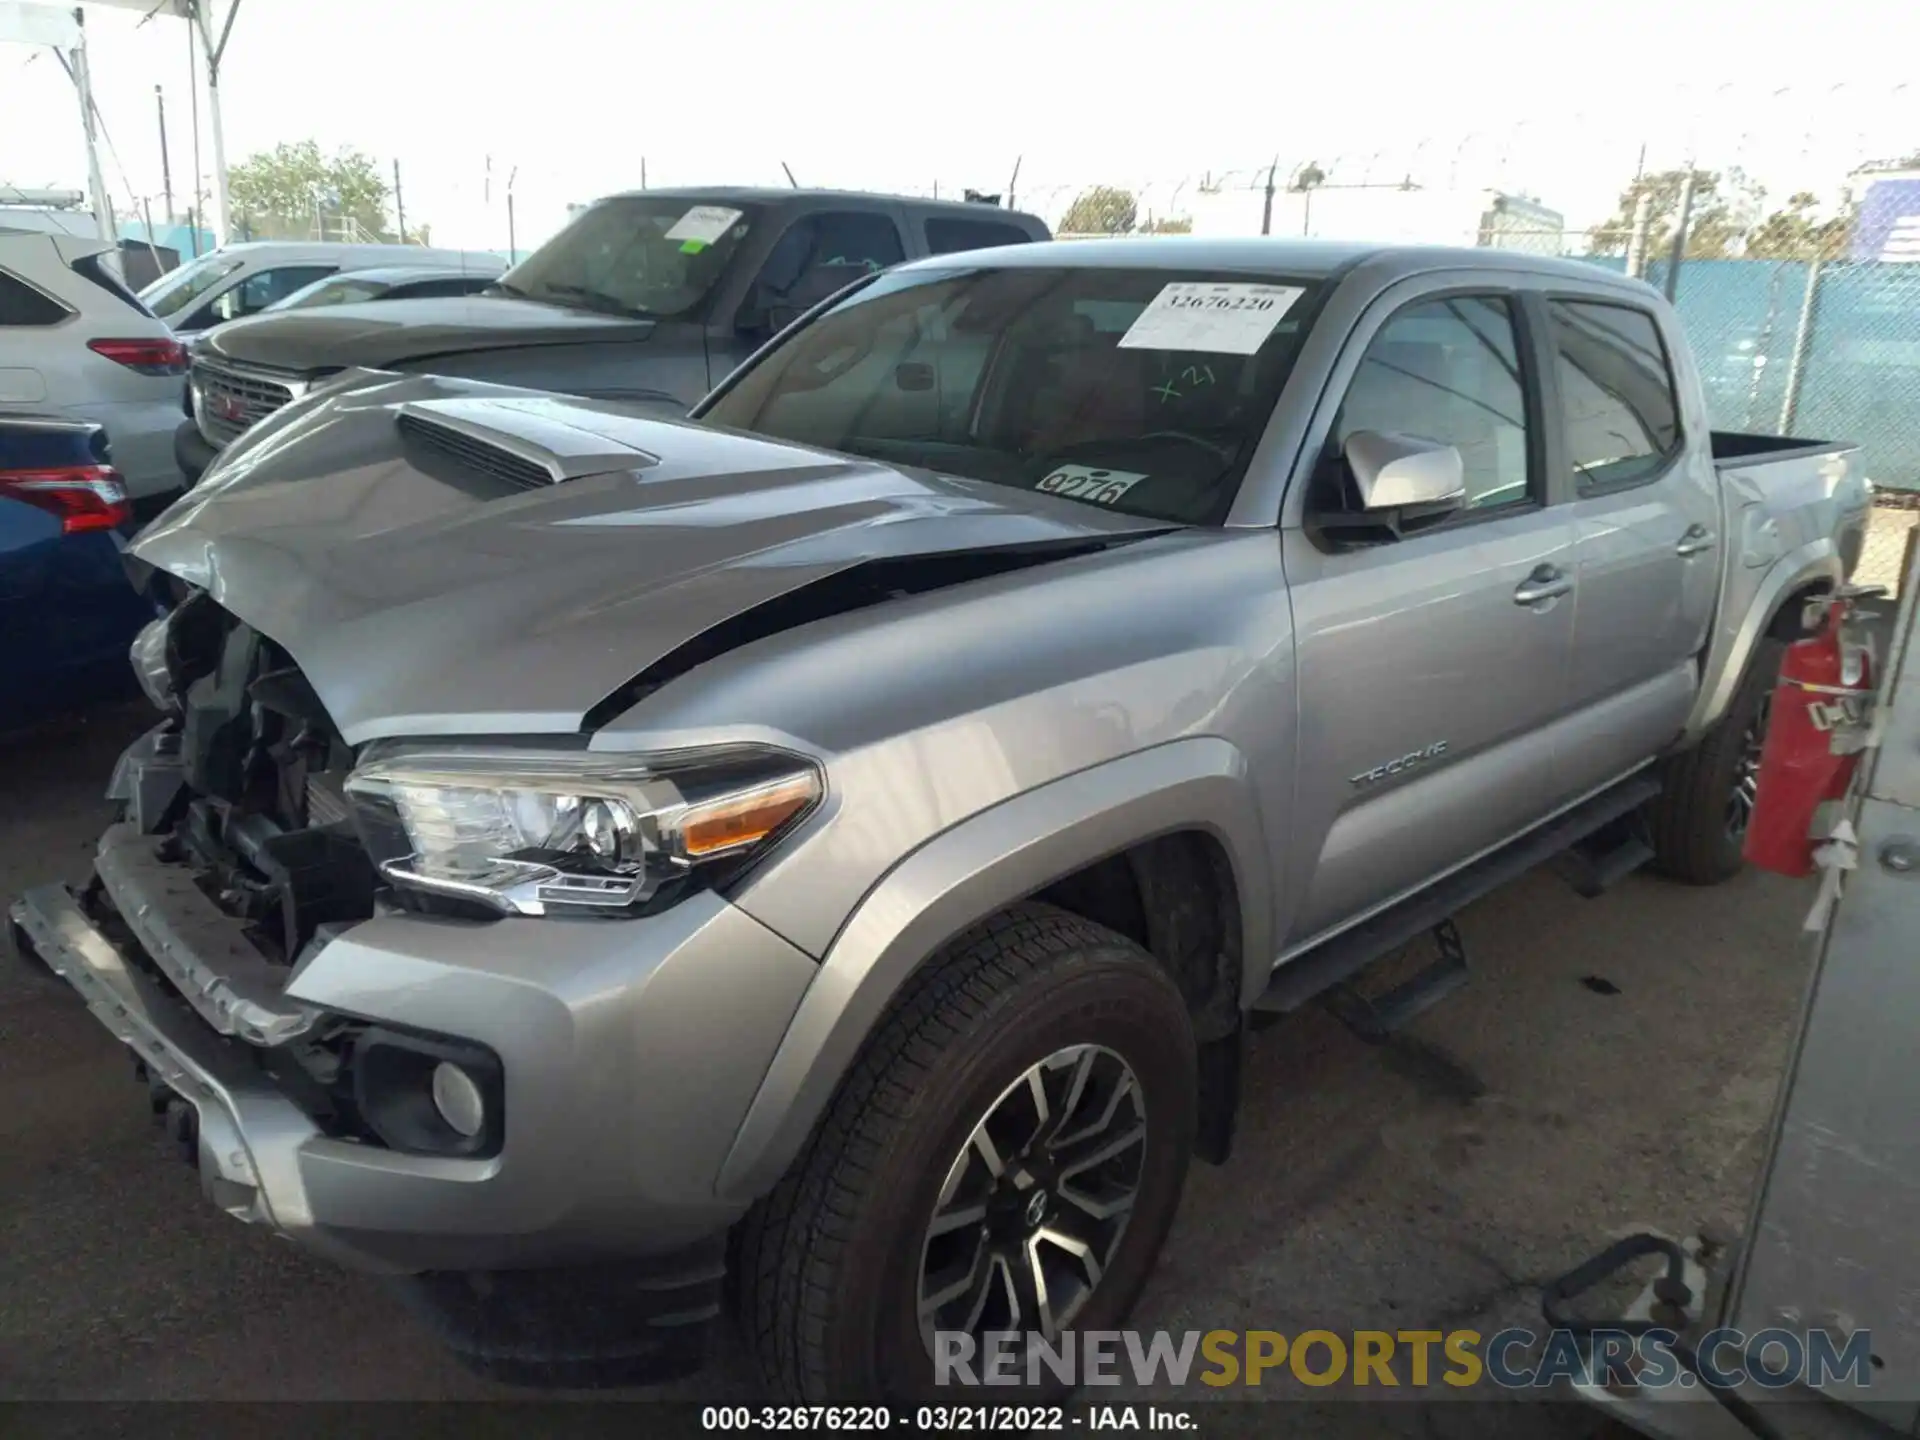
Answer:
top-left (1850, 169), bottom-right (1920, 263)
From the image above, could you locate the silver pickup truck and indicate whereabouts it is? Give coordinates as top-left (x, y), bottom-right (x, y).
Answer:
top-left (10, 239), bottom-right (1872, 1400)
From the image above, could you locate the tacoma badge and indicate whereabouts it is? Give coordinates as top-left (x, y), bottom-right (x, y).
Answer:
top-left (1351, 741), bottom-right (1449, 788)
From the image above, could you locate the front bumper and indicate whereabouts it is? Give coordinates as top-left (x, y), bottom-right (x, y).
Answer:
top-left (9, 762), bottom-right (821, 1279)
top-left (172, 416), bottom-right (219, 486)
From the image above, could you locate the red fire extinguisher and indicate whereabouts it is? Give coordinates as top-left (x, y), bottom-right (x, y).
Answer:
top-left (1743, 590), bottom-right (1879, 877)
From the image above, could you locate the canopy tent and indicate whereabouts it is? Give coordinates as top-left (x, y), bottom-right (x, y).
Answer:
top-left (0, 1), bottom-right (240, 246)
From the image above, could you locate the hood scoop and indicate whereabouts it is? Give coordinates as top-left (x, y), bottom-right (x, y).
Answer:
top-left (396, 395), bottom-right (666, 489)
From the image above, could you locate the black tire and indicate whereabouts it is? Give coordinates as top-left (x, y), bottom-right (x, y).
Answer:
top-left (1648, 637), bottom-right (1786, 885)
top-left (735, 902), bottom-right (1197, 1403)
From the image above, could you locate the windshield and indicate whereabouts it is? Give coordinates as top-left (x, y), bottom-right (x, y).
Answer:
top-left (701, 265), bottom-right (1325, 525)
top-left (491, 196), bottom-right (756, 319)
top-left (270, 274), bottom-right (391, 311)
top-left (139, 253), bottom-right (242, 318)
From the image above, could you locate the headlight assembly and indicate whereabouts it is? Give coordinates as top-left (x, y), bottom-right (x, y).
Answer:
top-left (344, 748), bottom-right (821, 917)
top-left (129, 614), bottom-right (177, 714)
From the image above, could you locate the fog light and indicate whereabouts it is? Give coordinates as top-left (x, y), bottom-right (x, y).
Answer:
top-left (431, 1062), bottom-right (486, 1138)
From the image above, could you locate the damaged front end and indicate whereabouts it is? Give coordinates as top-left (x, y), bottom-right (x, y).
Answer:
top-left (63, 589), bottom-right (505, 1164)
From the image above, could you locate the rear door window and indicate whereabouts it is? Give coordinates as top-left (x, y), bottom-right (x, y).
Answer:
top-left (1548, 299), bottom-right (1682, 493)
top-left (207, 265), bottom-right (339, 324)
top-left (0, 271), bottom-right (70, 326)
top-left (924, 216), bottom-right (1036, 254)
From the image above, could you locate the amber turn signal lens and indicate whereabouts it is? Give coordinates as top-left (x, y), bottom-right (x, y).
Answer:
top-left (679, 773), bottom-right (819, 858)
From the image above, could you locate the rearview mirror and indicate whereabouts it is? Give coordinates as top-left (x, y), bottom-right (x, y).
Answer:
top-left (1344, 431), bottom-right (1466, 511)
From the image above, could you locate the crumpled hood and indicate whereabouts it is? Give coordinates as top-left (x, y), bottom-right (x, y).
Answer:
top-left (198, 294), bottom-right (654, 372)
top-left (131, 374), bottom-right (1163, 744)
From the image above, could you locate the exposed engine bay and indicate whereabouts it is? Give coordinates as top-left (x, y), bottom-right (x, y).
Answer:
top-left (139, 589), bottom-right (378, 966)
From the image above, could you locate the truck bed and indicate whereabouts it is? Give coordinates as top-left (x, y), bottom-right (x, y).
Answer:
top-left (1710, 431), bottom-right (1855, 469)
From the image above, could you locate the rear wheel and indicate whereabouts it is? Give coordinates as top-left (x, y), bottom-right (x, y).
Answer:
top-left (1648, 637), bottom-right (1785, 885)
top-left (735, 903), bottom-right (1197, 1403)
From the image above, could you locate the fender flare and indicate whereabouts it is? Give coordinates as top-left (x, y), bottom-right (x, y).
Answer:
top-left (714, 736), bottom-right (1272, 1203)
top-left (1683, 538), bottom-right (1840, 742)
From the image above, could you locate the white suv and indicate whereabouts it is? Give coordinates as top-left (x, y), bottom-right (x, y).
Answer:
top-left (0, 233), bottom-right (188, 501)
top-left (139, 241), bottom-right (505, 340)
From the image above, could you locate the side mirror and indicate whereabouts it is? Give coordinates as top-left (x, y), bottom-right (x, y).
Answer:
top-left (1344, 431), bottom-right (1466, 511)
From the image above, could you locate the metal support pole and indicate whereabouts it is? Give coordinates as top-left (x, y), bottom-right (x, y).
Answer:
top-left (1663, 169), bottom-right (1696, 303)
top-left (189, 0), bottom-right (243, 248)
top-left (186, 17), bottom-right (202, 255)
top-left (1624, 191), bottom-right (1653, 279)
top-left (1260, 157), bottom-right (1278, 237)
top-left (393, 159), bottom-right (405, 242)
top-left (202, 46), bottom-right (230, 244)
top-left (70, 9), bottom-right (116, 243)
top-left (156, 86), bottom-right (174, 227)
top-left (1778, 259), bottom-right (1824, 435)
top-left (505, 167), bottom-right (519, 261)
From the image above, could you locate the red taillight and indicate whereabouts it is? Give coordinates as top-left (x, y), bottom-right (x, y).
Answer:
top-left (87, 337), bottom-right (190, 377)
top-left (0, 465), bottom-right (132, 533)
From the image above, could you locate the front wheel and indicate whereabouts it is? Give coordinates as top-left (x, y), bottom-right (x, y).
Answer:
top-left (735, 903), bottom-right (1197, 1403)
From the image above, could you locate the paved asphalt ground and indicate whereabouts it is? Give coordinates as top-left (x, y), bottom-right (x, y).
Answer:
top-left (1, 697), bottom-right (1823, 1432)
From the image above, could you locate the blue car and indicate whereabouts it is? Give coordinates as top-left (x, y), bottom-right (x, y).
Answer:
top-left (0, 416), bottom-right (159, 732)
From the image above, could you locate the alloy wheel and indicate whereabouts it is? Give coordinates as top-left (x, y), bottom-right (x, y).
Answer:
top-left (1727, 690), bottom-right (1771, 840)
top-left (916, 1044), bottom-right (1146, 1357)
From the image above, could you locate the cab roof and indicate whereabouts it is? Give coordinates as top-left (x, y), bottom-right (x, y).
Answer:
top-left (602, 185), bottom-right (1047, 222)
top-left (897, 235), bottom-right (1654, 292)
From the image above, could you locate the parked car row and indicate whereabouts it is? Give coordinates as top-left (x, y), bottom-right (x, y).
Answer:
top-left (0, 190), bottom-right (1050, 733)
top-left (172, 187), bottom-right (1051, 483)
top-left (0, 232), bottom-right (189, 502)
top-left (139, 240), bottom-right (505, 340)
top-left (0, 231), bottom-right (507, 514)
top-left (7, 188), bottom-right (1874, 1407)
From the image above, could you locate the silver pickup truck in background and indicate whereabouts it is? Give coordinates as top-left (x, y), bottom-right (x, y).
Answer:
top-left (11, 239), bottom-right (1872, 1401)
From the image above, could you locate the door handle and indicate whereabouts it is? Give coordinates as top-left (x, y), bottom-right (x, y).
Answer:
top-left (1676, 525), bottom-right (1716, 557)
top-left (1514, 565), bottom-right (1573, 607)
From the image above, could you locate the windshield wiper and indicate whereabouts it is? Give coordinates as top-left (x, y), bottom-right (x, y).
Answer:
top-left (486, 279), bottom-right (534, 300)
top-left (534, 283), bottom-right (652, 319)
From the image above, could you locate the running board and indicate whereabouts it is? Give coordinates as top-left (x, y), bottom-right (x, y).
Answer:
top-left (1322, 919), bottom-right (1469, 1043)
top-left (1253, 772), bottom-right (1663, 1016)
top-left (1552, 819), bottom-right (1656, 898)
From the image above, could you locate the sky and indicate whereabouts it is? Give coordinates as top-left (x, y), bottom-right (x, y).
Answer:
top-left (2, 0), bottom-right (1916, 252)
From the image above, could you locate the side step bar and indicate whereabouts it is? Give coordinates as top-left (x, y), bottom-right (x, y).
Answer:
top-left (1552, 816), bottom-right (1656, 898)
top-left (1322, 918), bottom-right (1470, 1043)
top-left (1254, 771), bottom-right (1663, 1017)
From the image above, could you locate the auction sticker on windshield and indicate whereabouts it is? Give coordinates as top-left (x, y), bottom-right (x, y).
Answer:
top-left (665, 205), bottom-right (745, 245)
top-left (1036, 465), bottom-right (1149, 504)
top-left (1118, 282), bottom-right (1306, 355)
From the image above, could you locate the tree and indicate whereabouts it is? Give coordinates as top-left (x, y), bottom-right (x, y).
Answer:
top-left (1589, 167), bottom-right (1761, 260)
top-left (1745, 191), bottom-right (1852, 260)
top-left (229, 140), bottom-right (393, 242)
top-left (1139, 214), bottom-right (1193, 234)
top-left (1060, 185), bottom-right (1137, 235)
